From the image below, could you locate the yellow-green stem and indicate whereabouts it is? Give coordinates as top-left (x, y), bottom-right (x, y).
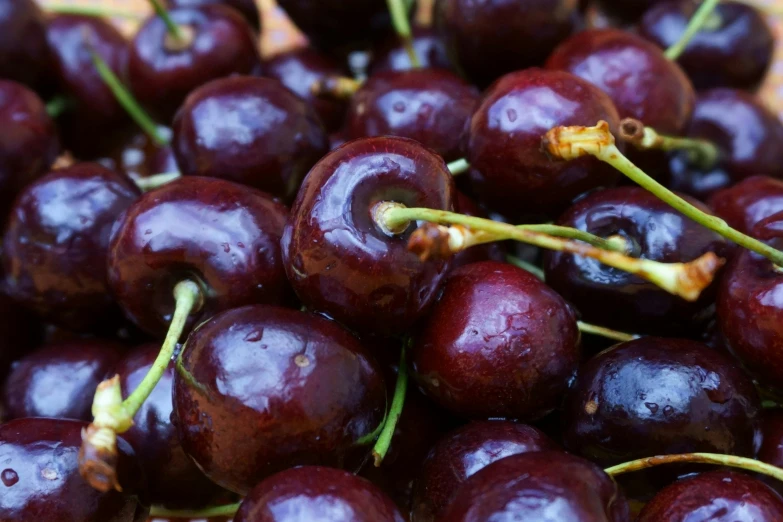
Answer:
top-left (505, 255), bottom-right (545, 280)
top-left (372, 344), bottom-right (408, 466)
top-left (664, 0), bottom-right (722, 60)
top-left (45, 96), bottom-right (73, 118)
top-left (150, 502), bottom-right (242, 518)
top-left (148, 0), bottom-right (184, 43)
top-left (386, 0), bottom-right (421, 67)
top-left (577, 321), bottom-right (638, 342)
top-left (619, 118), bottom-right (720, 170)
top-left (447, 158), bottom-right (470, 176)
top-left (134, 172), bottom-right (181, 192)
top-left (47, 4), bottom-right (143, 19)
top-left (605, 452), bottom-right (783, 483)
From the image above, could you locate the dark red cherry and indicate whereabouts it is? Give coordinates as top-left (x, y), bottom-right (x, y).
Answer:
top-left (639, 1), bottom-right (773, 91)
top-left (450, 192), bottom-right (505, 269)
top-left (757, 408), bottom-right (783, 495)
top-left (234, 466), bottom-right (404, 522)
top-left (172, 76), bottom-right (328, 201)
top-left (115, 342), bottom-right (228, 508)
top-left (709, 176), bottom-right (783, 235)
top-left (173, 305), bottom-right (386, 494)
top-left (563, 337), bottom-right (761, 467)
top-left (412, 421), bottom-right (559, 522)
top-left (435, 0), bottom-right (579, 87)
top-left (411, 261), bottom-right (580, 420)
top-left (368, 26), bottom-right (453, 75)
top-left (98, 127), bottom-right (178, 184)
top-left (638, 470), bottom-right (783, 522)
top-left (0, 0), bottom-right (52, 93)
top-left (2, 340), bottom-right (124, 421)
top-left (282, 136), bottom-right (454, 337)
top-left (0, 292), bottom-right (41, 382)
top-left (543, 186), bottom-right (727, 336)
top-left (107, 176), bottom-right (290, 338)
top-left (0, 418), bottom-right (149, 522)
top-left (165, 0), bottom-right (261, 31)
top-left (0, 80), bottom-right (60, 219)
top-left (128, 5), bottom-right (261, 122)
top-left (345, 69), bottom-right (479, 162)
top-left (440, 451), bottom-right (631, 521)
top-left (466, 68), bottom-right (622, 220)
top-left (3, 163), bottom-right (139, 331)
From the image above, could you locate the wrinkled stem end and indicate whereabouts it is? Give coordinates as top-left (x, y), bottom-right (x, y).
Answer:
top-left (619, 118), bottom-right (720, 170)
top-left (408, 223), bottom-right (489, 261)
top-left (543, 121), bottom-right (615, 161)
top-left (641, 252), bottom-right (724, 302)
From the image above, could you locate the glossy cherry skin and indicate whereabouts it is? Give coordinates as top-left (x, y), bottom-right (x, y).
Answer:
top-left (563, 337), bottom-right (761, 467)
top-left (0, 80), bottom-right (60, 219)
top-left (412, 261), bottom-right (580, 420)
top-left (234, 466), bottom-right (404, 522)
top-left (412, 421), bottom-right (558, 522)
top-left (709, 176), bottom-right (783, 235)
top-left (368, 27), bottom-right (453, 75)
top-left (165, 0), bottom-right (261, 31)
top-left (543, 186), bottom-right (727, 336)
top-left (128, 5), bottom-right (261, 122)
top-left (107, 176), bottom-right (290, 338)
top-left (466, 68), bottom-right (622, 220)
top-left (2, 340), bottom-right (124, 421)
top-left (640, 1), bottom-right (773, 91)
top-left (282, 136), bottom-right (454, 337)
top-left (264, 47), bottom-right (350, 132)
top-left (173, 305), bottom-right (386, 494)
top-left (440, 451), bottom-right (630, 521)
top-left (0, 418), bottom-right (149, 522)
top-left (98, 127), bottom-right (179, 184)
top-left (638, 470), bottom-right (783, 522)
top-left (435, 0), bottom-right (579, 87)
top-left (345, 69), bottom-right (479, 162)
top-left (3, 163), bottom-right (139, 331)
top-left (0, 0), bottom-right (52, 93)
top-left (172, 76), bottom-right (328, 201)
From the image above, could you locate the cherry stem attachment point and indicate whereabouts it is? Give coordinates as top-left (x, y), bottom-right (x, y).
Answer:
top-left (619, 118), bottom-right (720, 170)
top-left (605, 452), bottom-right (783, 484)
top-left (447, 158), bottom-right (470, 176)
top-left (148, 0), bottom-right (186, 46)
top-left (45, 95), bottom-right (73, 118)
top-left (372, 344), bottom-right (408, 467)
top-left (47, 4), bottom-right (143, 19)
top-left (386, 0), bottom-right (421, 67)
top-left (544, 121), bottom-right (783, 268)
top-left (150, 502), bottom-right (242, 519)
top-left (577, 321), bottom-right (639, 342)
top-left (664, 0), bottom-right (721, 60)
top-left (311, 76), bottom-right (363, 99)
top-left (134, 171), bottom-right (181, 192)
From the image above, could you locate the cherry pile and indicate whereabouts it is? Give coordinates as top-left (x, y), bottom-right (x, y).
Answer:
top-left (3, 0), bottom-right (783, 521)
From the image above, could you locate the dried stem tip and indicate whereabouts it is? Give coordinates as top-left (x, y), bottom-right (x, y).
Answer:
top-left (542, 121), bottom-right (615, 161)
top-left (311, 76), bottom-right (362, 99)
top-left (407, 223), bottom-right (492, 261)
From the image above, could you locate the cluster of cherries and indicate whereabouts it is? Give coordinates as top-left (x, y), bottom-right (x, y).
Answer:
top-left (3, 0), bottom-right (783, 520)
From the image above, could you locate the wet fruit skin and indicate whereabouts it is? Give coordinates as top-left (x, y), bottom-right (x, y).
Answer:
top-left (368, 27), bottom-right (453, 75)
top-left (115, 343), bottom-right (228, 508)
top-left (637, 470), bottom-right (783, 522)
top-left (411, 261), bottom-right (581, 420)
top-left (172, 76), bottom-right (329, 202)
top-left (107, 176), bottom-right (290, 338)
top-left (543, 186), bottom-right (728, 336)
top-left (709, 176), bottom-right (783, 236)
top-left (2, 340), bottom-right (124, 421)
top-left (439, 451), bottom-right (631, 522)
top-left (466, 68), bottom-right (622, 220)
top-left (345, 69), bottom-right (479, 162)
top-left (435, 0), bottom-right (579, 87)
top-left (411, 421), bottom-right (559, 522)
top-left (0, 418), bottom-right (149, 522)
top-left (639, 0), bottom-right (773, 91)
top-left (0, 0), bottom-right (53, 93)
top-left (165, 0), bottom-right (261, 31)
top-left (172, 305), bottom-right (386, 495)
top-left (234, 466), bottom-right (405, 522)
top-left (282, 136), bottom-right (454, 338)
top-left (128, 5), bottom-right (261, 123)
top-left (562, 337), bottom-right (761, 467)
top-left (3, 163), bottom-right (140, 331)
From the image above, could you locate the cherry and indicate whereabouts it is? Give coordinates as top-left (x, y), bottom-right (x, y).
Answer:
top-left (264, 47), bottom-right (351, 132)
top-left (345, 69), bottom-right (479, 162)
top-left (172, 305), bottom-right (386, 494)
top-left (2, 163), bottom-right (140, 331)
top-left (412, 421), bottom-right (558, 522)
top-left (0, 0), bottom-right (53, 93)
top-left (639, 0), bottom-right (773, 91)
top-left (234, 466), bottom-right (404, 522)
top-left (98, 127), bottom-right (179, 185)
top-left (435, 0), bottom-right (579, 87)
top-left (2, 340), bottom-right (124, 421)
top-left (128, 5), bottom-right (261, 123)
top-left (165, 0), bottom-right (261, 31)
top-left (173, 76), bottom-right (328, 201)
top-left (637, 470), bottom-right (783, 522)
top-left (107, 176), bottom-right (290, 338)
top-left (709, 176), bottom-right (783, 236)
top-left (0, 418), bottom-right (149, 521)
top-left (562, 337), bottom-right (761, 467)
top-left (282, 136), bottom-right (454, 337)
top-left (543, 186), bottom-right (727, 336)
top-left (439, 451), bottom-right (631, 521)
top-left (450, 191), bottom-right (505, 269)
top-left (0, 80), bottom-right (60, 219)
top-left (466, 68), bottom-right (622, 220)
top-left (368, 27), bottom-right (453, 74)
top-left (411, 260), bottom-right (580, 420)
top-left (757, 408), bottom-right (783, 495)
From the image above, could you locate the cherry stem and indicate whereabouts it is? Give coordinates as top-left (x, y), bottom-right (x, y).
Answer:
top-left (45, 95), bottom-right (73, 118)
top-left (619, 118), bottom-right (720, 170)
top-left (88, 49), bottom-right (169, 146)
top-left (605, 452), bottom-right (783, 483)
top-left (544, 121), bottom-right (783, 267)
top-left (46, 4), bottom-right (143, 19)
top-left (134, 172), bottom-right (181, 192)
top-left (311, 76), bottom-right (363, 99)
top-left (386, 0), bottom-right (421, 67)
top-left (372, 344), bottom-right (408, 467)
top-left (505, 255), bottom-right (545, 280)
top-left (447, 158), bottom-right (470, 176)
top-left (664, 0), bottom-right (721, 60)
top-left (150, 503), bottom-right (242, 518)
top-left (374, 203), bottom-right (724, 301)
top-left (523, 224), bottom-right (629, 253)
top-left (148, 0), bottom-right (185, 44)
top-left (577, 321), bottom-right (639, 342)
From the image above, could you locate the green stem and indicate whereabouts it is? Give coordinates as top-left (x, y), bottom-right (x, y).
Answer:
top-left (447, 158), bottom-right (470, 176)
top-left (664, 0), bottom-right (722, 60)
top-left (88, 50), bottom-right (169, 146)
top-left (134, 172), bottom-right (181, 192)
top-left (577, 321), bottom-right (638, 342)
top-left (149, 0), bottom-right (184, 42)
top-left (372, 345), bottom-right (408, 467)
top-left (150, 503), bottom-right (242, 518)
top-left (505, 255), bottom-right (545, 281)
top-left (46, 5), bottom-right (143, 19)
top-left (386, 0), bottom-right (421, 67)
top-left (619, 118), bottom-right (720, 170)
top-left (522, 224), bottom-right (628, 253)
top-left (45, 96), bottom-right (73, 118)
top-left (605, 453), bottom-right (783, 483)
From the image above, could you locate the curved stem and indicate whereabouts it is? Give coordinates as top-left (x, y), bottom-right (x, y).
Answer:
top-left (386, 0), bottom-right (421, 67)
top-left (577, 321), bottom-right (638, 342)
top-left (45, 96), bottom-right (73, 118)
top-left (150, 502), bottom-right (242, 518)
top-left (447, 158), bottom-right (470, 176)
top-left (605, 453), bottom-right (783, 483)
top-left (46, 5), bottom-right (143, 19)
top-left (664, 0), bottom-right (722, 60)
top-left (522, 224), bottom-right (629, 253)
top-left (372, 345), bottom-right (408, 467)
top-left (148, 0), bottom-right (184, 43)
top-left (544, 121), bottom-right (783, 268)
top-left (506, 255), bottom-right (545, 281)
top-left (134, 172), bottom-right (181, 192)
top-left (619, 118), bottom-right (720, 170)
